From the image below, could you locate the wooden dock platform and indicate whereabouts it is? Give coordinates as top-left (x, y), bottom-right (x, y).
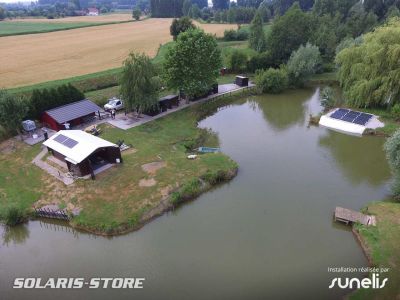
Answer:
top-left (334, 207), bottom-right (376, 226)
top-left (35, 205), bottom-right (70, 221)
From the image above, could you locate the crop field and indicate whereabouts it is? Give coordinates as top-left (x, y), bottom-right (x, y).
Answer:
top-left (0, 18), bottom-right (235, 88)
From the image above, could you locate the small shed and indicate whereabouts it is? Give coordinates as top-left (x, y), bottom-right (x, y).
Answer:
top-left (41, 99), bottom-right (102, 131)
top-left (159, 94), bottom-right (179, 111)
top-left (43, 130), bottom-right (121, 179)
top-left (235, 75), bottom-right (249, 87)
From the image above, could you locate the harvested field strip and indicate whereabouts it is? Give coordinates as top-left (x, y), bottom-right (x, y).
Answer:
top-left (0, 18), bottom-right (235, 88)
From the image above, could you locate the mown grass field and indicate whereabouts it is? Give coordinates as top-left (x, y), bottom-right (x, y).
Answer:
top-left (0, 21), bottom-right (103, 36)
top-left (351, 202), bottom-right (400, 300)
top-left (0, 101), bottom-right (238, 233)
top-left (0, 18), bottom-right (235, 88)
top-left (5, 13), bottom-right (134, 23)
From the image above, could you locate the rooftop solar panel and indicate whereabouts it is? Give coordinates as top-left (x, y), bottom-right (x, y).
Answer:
top-left (53, 134), bottom-right (68, 144)
top-left (63, 138), bottom-right (78, 149)
top-left (330, 109), bottom-right (349, 119)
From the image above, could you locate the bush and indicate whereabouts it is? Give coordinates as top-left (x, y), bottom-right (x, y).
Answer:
top-left (223, 28), bottom-right (248, 41)
top-left (170, 178), bottom-right (203, 205)
top-left (246, 51), bottom-right (274, 73)
top-left (223, 29), bottom-right (237, 41)
top-left (391, 104), bottom-right (400, 120)
top-left (321, 86), bottom-right (336, 110)
top-left (287, 43), bottom-right (321, 87)
top-left (255, 67), bottom-right (288, 94)
top-left (228, 49), bottom-right (247, 72)
top-left (3, 206), bottom-right (27, 226)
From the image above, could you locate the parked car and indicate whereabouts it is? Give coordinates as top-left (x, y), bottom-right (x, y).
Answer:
top-left (104, 97), bottom-right (124, 111)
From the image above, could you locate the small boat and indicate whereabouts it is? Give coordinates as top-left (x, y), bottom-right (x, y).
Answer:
top-left (197, 147), bottom-right (220, 153)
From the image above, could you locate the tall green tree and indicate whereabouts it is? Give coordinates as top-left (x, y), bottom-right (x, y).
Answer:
top-left (267, 2), bottom-right (312, 64)
top-left (287, 43), bottom-right (321, 87)
top-left (249, 10), bottom-right (267, 52)
top-left (0, 90), bottom-right (28, 139)
top-left (384, 129), bottom-right (400, 196)
top-left (189, 4), bottom-right (201, 18)
top-left (170, 17), bottom-right (196, 41)
top-left (335, 19), bottom-right (400, 108)
top-left (163, 28), bottom-right (222, 99)
top-left (212, 0), bottom-right (229, 10)
top-left (150, 0), bottom-right (184, 17)
top-left (258, 1), bottom-right (271, 22)
top-left (182, 0), bottom-right (192, 16)
top-left (0, 6), bottom-right (6, 20)
top-left (120, 53), bottom-right (160, 114)
top-left (192, 0), bottom-right (207, 9)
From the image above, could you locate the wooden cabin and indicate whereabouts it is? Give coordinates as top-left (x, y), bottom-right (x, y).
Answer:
top-left (41, 99), bottom-right (102, 131)
top-left (43, 130), bottom-right (121, 179)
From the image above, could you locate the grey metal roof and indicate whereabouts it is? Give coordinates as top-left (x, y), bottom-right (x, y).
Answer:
top-left (45, 99), bottom-right (101, 124)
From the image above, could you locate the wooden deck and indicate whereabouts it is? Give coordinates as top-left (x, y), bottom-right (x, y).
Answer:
top-left (35, 205), bottom-right (70, 221)
top-left (334, 207), bottom-right (376, 226)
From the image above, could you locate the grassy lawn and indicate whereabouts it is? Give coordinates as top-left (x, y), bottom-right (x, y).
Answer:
top-left (0, 142), bottom-right (43, 219)
top-left (351, 202), bottom-right (400, 299)
top-left (0, 101), bottom-right (238, 234)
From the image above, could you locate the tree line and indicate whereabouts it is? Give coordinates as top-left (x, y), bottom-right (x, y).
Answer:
top-left (0, 84), bottom-right (84, 138)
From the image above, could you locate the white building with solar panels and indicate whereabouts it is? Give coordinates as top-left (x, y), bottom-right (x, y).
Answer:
top-left (43, 130), bottom-right (122, 179)
top-left (319, 108), bottom-right (384, 135)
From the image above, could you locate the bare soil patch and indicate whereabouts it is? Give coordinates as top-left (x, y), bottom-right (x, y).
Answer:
top-left (141, 161), bottom-right (167, 175)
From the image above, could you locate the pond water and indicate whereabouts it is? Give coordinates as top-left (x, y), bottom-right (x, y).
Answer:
top-left (0, 87), bottom-right (391, 300)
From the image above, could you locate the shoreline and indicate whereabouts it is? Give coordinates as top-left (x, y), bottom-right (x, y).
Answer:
top-left (65, 167), bottom-right (238, 236)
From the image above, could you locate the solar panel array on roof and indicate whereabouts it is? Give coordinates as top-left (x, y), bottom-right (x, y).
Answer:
top-left (330, 109), bottom-right (373, 126)
top-left (53, 134), bottom-right (78, 149)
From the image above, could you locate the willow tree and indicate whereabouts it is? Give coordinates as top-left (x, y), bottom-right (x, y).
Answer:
top-left (336, 19), bottom-right (400, 108)
top-left (249, 10), bottom-right (266, 52)
top-left (120, 53), bottom-right (160, 114)
top-left (384, 129), bottom-right (400, 196)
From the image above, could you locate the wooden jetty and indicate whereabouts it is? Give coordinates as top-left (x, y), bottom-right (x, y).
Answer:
top-left (334, 207), bottom-right (376, 226)
top-left (35, 205), bottom-right (70, 221)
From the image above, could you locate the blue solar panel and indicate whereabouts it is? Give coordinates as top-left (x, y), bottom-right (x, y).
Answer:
top-left (353, 113), bottom-right (373, 126)
top-left (54, 134), bottom-right (68, 143)
top-left (342, 111), bottom-right (361, 122)
top-left (63, 138), bottom-right (78, 148)
top-left (329, 108), bottom-right (373, 126)
top-left (330, 109), bottom-right (349, 120)
top-left (53, 134), bottom-right (78, 148)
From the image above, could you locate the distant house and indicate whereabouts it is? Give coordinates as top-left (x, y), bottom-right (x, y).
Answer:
top-left (87, 7), bottom-right (99, 16)
top-left (41, 99), bottom-right (102, 131)
top-left (43, 130), bottom-right (122, 179)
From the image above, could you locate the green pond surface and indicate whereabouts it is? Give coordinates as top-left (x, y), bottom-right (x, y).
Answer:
top-left (0, 87), bottom-right (391, 300)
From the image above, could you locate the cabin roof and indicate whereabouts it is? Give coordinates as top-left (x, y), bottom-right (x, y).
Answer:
top-left (44, 99), bottom-right (101, 124)
top-left (43, 130), bottom-right (117, 164)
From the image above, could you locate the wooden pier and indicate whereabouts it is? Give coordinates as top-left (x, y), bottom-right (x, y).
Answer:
top-left (35, 205), bottom-right (70, 221)
top-left (334, 207), bottom-right (376, 226)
